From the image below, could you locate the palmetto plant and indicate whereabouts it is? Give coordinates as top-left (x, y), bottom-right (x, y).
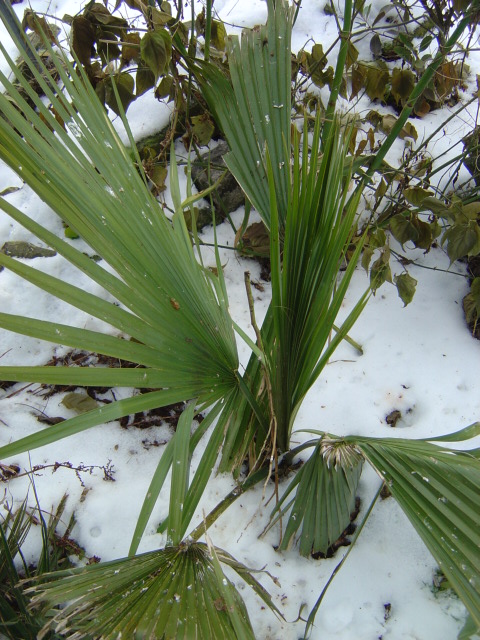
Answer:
top-left (0, 0), bottom-right (479, 638)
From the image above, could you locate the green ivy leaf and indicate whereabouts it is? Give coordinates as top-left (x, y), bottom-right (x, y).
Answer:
top-left (155, 75), bottom-right (175, 100)
top-left (305, 44), bottom-right (329, 88)
top-left (394, 272), bottom-right (417, 306)
top-left (140, 28), bottom-right (172, 82)
top-left (361, 246), bottom-right (374, 272)
top-left (471, 277), bottom-right (480, 315)
top-left (374, 178), bottom-right (387, 201)
top-left (370, 228), bottom-right (386, 249)
top-left (464, 277), bottom-right (480, 326)
top-left (136, 66), bottom-right (156, 97)
top-left (411, 217), bottom-right (434, 250)
top-left (103, 73), bottom-right (135, 115)
top-left (421, 196), bottom-right (452, 219)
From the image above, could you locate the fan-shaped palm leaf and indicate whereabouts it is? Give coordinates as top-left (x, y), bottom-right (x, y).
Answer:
top-left (344, 424), bottom-right (480, 628)
top-left (0, 7), bottom-right (239, 458)
top-left (193, 0), bottom-right (294, 229)
top-left (268, 437), bottom-right (363, 556)
top-left (24, 541), bottom-right (281, 640)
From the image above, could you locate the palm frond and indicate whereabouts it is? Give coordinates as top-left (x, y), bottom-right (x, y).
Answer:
top-left (345, 423), bottom-right (480, 628)
top-left (0, 9), bottom-right (240, 459)
top-left (0, 502), bottom-right (35, 639)
top-left (192, 0), bottom-right (294, 229)
top-left (268, 438), bottom-right (363, 556)
top-left (267, 117), bottom-right (369, 452)
top-left (24, 542), bottom-right (273, 640)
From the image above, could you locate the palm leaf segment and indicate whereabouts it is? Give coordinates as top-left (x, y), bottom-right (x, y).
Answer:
top-left (0, 6), bottom-right (239, 458)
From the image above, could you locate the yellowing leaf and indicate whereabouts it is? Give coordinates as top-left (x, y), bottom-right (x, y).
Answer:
top-left (394, 272), bottom-right (417, 306)
top-left (462, 202), bottom-right (480, 220)
top-left (350, 62), bottom-right (367, 101)
top-left (61, 392), bottom-right (99, 413)
top-left (403, 186), bottom-right (434, 206)
top-left (365, 62), bottom-right (389, 101)
top-left (121, 31), bottom-right (141, 64)
top-left (391, 68), bottom-right (416, 106)
top-left (370, 249), bottom-right (392, 291)
top-left (191, 114), bottom-right (215, 146)
top-left (346, 41), bottom-right (358, 69)
top-left (211, 20), bottom-right (227, 51)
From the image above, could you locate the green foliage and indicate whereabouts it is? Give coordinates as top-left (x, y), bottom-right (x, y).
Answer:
top-left (269, 439), bottom-right (363, 556)
top-left (0, 0), bottom-right (480, 637)
top-left (140, 28), bottom-right (172, 82)
top-left (347, 423), bottom-right (480, 629)
top-left (0, 8), bottom-right (240, 463)
top-left (394, 272), bottom-right (418, 306)
top-left (25, 542), bottom-right (262, 639)
top-left (193, 0), bottom-right (294, 230)
top-left (0, 497), bottom-right (82, 640)
top-left (463, 276), bottom-right (480, 329)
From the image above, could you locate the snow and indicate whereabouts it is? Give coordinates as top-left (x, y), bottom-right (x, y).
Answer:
top-left (1, 1), bottom-right (479, 639)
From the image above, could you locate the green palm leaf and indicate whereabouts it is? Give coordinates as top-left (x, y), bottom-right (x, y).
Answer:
top-left (266, 117), bottom-right (369, 452)
top-left (0, 8), bottom-right (239, 459)
top-left (193, 0), bottom-right (294, 228)
top-left (192, 0), bottom-right (370, 469)
top-left (345, 424), bottom-right (480, 628)
top-left (269, 438), bottom-right (363, 556)
top-left (24, 542), bottom-right (264, 640)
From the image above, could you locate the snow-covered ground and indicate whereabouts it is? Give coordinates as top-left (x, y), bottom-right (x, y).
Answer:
top-left (1, 1), bottom-right (479, 638)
